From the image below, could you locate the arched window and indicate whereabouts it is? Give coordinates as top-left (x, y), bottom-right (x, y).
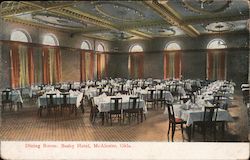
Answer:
top-left (42, 34), bottom-right (61, 84)
top-left (164, 42), bottom-right (182, 79)
top-left (128, 44), bottom-right (144, 79)
top-left (80, 41), bottom-right (93, 81)
top-left (43, 34), bottom-right (59, 46)
top-left (11, 30), bottom-right (30, 42)
top-left (165, 42), bottom-right (181, 51)
top-left (96, 43), bottom-right (105, 52)
top-left (129, 44), bottom-right (143, 52)
top-left (207, 39), bottom-right (227, 80)
top-left (81, 41), bottom-right (91, 50)
top-left (207, 39), bottom-right (227, 49)
top-left (95, 43), bottom-right (107, 80)
top-left (10, 30), bottom-right (32, 88)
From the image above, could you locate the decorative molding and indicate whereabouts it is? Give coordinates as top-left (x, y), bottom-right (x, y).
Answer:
top-left (3, 17), bottom-right (71, 33)
top-left (182, 15), bottom-right (249, 25)
top-left (31, 12), bottom-right (88, 29)
top-left (51, 7), bottom-right (152, 39)
top-left (182, 0), bottom-right (232, 14)
top-left (144, 0), bottom-right (200, 37)
top-left (94, 2), bottom-right (145, 22)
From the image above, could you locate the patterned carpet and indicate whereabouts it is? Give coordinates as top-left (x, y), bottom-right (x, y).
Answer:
top-left (0, 95), bottom-right (249, 142)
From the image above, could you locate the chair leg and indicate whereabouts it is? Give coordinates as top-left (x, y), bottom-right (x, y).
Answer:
top-left (181, 123), bottom-right (184, 142)
top-left (203, 124), bottom-right (206, 141)
top-left (213, 124), bottom-right (217, 141)
top-left (137, 112), bottom-right (139, 124)
top-left (110, 114), bottom-right (112, 126)
top-left (171, 123), bottom-right (176, 142)
top-left (167, 122), bottom-right (171, 142)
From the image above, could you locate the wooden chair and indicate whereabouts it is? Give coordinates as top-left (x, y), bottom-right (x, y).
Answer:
top-left (1, 90), bottom-right (13, 112)
top-left (156, 89), bottom-right (166, 109)
top-left (146, 89), bottom-right (156, 109)
top-left (201, 106), bottom-right (219, 141)
top-left (165, 102), bottom-right (185, 142)
top-left (89, 97), bottom-right (99, 124)
top-left (60, 92), bottom-right (71, 116)
top-left (109, 97), bottom-right (122, 126)
top-left (46, 93), bottom-right (58, 116)
top-left (123, 97), bottom-right (141, 124)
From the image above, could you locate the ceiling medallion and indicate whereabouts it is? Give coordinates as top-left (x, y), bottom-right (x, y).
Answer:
top-left (182, 0), bottom-right (231, 14)
top-left (32, 13), bottom-right (87, 29)
top-left (138, 26), bottom-right (175, 37)
top-left (205, 22), bottom-right (234, 32)
top-left (94, 2), bottom-right (145, 21)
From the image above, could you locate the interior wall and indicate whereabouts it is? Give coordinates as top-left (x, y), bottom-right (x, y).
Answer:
top-left (0, 20), bottom-right (249, 89)
top-left (0, 21), bottom-right (111, 89)
top-left (109, 33), bottom-right (249, 88)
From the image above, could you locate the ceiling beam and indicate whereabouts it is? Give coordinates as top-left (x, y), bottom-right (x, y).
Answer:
top-left (128, 30), bottom-right (153, 39)
top-left (50, 7), bottom-right (152, 39)
top-left (2, 1), bottom-right (78, 17)
top-left (1, 3), bottom-right (41, 17)
top-left (52, 7), bottom-right (116, 30)
top-left (183, 15), bottom-right (249, 25)
top-left (144, 0), bottom-right (200, 37)
top-left (3, 17), bottom-right (70, 32)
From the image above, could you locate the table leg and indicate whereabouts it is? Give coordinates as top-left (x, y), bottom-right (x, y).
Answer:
top-left (101, 112), bottom-right (105, 125)
top-left (186, 125), bottom-right (192, 142)
top-left (140, 109), bottom-right (143, 123)
top-left (75, 106), bottom-right (77, 116)
top-left (81, 103), bottom-right (84, 114)
top-left (222, 121), bottom-right (225, 138)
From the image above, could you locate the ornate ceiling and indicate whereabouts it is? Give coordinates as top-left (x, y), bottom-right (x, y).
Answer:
top-left (1, 0), bottom-right (249, 41)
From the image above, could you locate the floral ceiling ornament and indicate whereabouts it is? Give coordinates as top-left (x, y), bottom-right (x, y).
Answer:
top-left (205, 22), bottom-right (234, 33)
top-left (182, 0), bottom-right (232, 14)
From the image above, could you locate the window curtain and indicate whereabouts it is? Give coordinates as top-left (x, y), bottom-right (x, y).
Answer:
top-left (81, 51), bottom-right (94, 81)
top-left (10, 44), bottom-right (20, 88)
top-left (129, 52), bottom-right (144, 79)
top-left (42, 47), bottom-right (62, 84)
top-left (10, 44), bottom-right (34, 88)
top-left (207, 50), bottom-right (226, 80)
top-left (28, 47), bottom-right (34, 85)
top-left (164, 51), bottom-right (182, 79)
top-left (80, 50), bottom-right (86, 82)
top-left (97, 53), bottom-right (108, 80)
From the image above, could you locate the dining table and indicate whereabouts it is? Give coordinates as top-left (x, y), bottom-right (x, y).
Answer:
top-left (93, 94), bottom-right (147, 125)
top-left (37, 90), bottom-right (83, 115)
top-left (164, 86), bottom-right (234, 141)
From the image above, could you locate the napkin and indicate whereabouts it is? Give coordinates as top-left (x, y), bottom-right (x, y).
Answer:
top-left (116, 93), bottom-right (121, 96)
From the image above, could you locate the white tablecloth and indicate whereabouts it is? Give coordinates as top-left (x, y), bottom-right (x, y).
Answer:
top-left (165, 103), bottom-right (233, 126)
top-left (94, 95), bottom-right (147, 113)
top-left (10, 90), bottom-right (23, 103)
top-left (37, 91), bottom-right (83, 108)
top-left (134, 89), bottom-right (174, 102)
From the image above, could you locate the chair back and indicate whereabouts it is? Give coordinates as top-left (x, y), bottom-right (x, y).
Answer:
top-left (60, 92), bottom-right (70, 105)
top-left (98, 88), bottom-right (103, 95)
top-left (166, 102), bottom-right (176, 123)
top-left (46, 93), bottom-right (56, 106)
top-left (129, 97), bottom-right (139, 109)
top-left (110, 97), bottom-right (122, 111)
top-left (2, 90), bottom-right (11, 101)
top-left (158, 89), bottom-right (165, 100)
top-left (165, 85), bottom-right (171, 91)
top-left (147, 89), bottom-right (155, 100)
top-left (108, 87), bottom-right (113, 96)
top-left (203, 106), bottom-right (219, 122)
top-left (120, 84), bottom-right (124, 91)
